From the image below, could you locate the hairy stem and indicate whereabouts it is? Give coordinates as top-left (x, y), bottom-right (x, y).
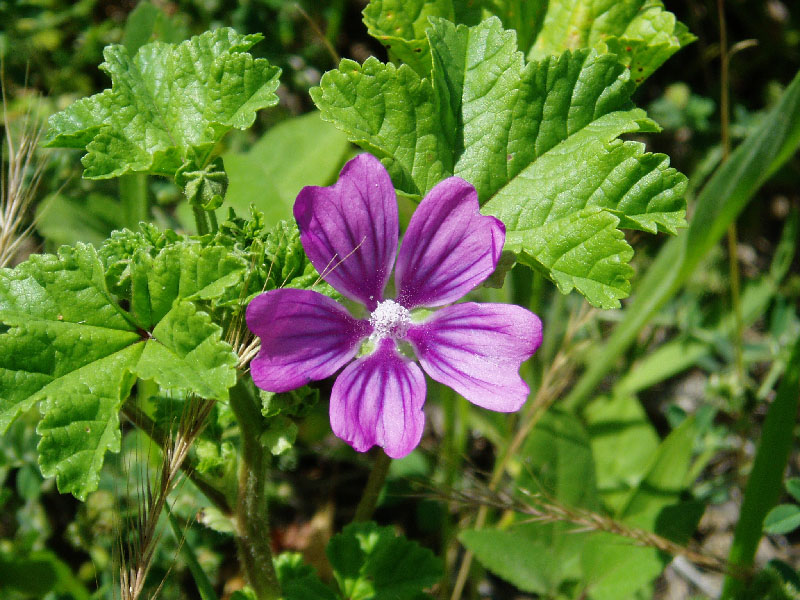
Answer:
top-left (353, 450), bottom-right (392, 522)
top-left (229, 378), bottom-right (281, 600)
top-left (193, 205), bottom-right (210, 236)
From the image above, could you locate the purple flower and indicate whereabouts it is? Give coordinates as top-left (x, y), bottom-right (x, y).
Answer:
top-left (246, 154), bottom-right (543, 458)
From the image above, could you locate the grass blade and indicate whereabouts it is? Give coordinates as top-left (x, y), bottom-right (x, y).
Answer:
top-left (166, 507), bottom-right (219, 600)
top-left (720, 334), bottom-right (800, 597)
top-left (564, 69), bottom-right (800, 412)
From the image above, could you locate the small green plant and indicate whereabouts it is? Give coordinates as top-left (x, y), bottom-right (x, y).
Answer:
top-left (1, 1), bottom-right (799, 599)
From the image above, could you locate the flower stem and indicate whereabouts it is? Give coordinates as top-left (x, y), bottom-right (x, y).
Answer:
top-left (119, 174), bottom-right (149, 228)
top-left (193, 205), bottom-right (210, 236)
top-left (229, 378), bottom-right (281, 600)
top-left (353, 449), bottom-right (392, 522)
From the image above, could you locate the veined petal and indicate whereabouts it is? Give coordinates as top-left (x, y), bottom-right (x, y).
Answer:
top-left (294, 153), bottom-right (398, 310)
top-left (395, 177), bottom-right (504, 308)
top-left (246, 289), bottom-right (370, 392)
top-left (330, 339), bottom-right (426, 458)
top-left (406, 303), bottom-right (542, 412)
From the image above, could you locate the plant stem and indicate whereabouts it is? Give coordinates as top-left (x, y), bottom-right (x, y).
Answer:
top-left (229, 378), bottom-right (281, 600)
top-left (193, 205), bottom-right (210, 236)
top-left (718, 0), bottom-right (746, 393)
top-left (353, 450), bottom-right (392, 522)
top-left (119, 174), bottom-right (149, 228)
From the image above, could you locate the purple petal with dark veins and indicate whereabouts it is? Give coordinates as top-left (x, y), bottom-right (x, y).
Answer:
top-left (330, 339), bottom-right (426, 458)
top-left (294, 153), bottom-right (398, 310)
top-left (406, 303), bottom-right (542, 412)
top-left (246, 289), bottom-right (371, 392)
top-left (394, 177), bottom-right (504, 309)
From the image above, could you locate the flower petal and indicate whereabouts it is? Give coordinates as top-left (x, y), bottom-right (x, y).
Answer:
top-left (406, 303), bottom-right (542, 412)
top-left (395, 177), bottom-right (504, 308)
top-left (330, 339), bottom-right (426, 458)
top-left (294, 153), bottom-right (398, 309)
top-left (246, 289), bottom-right (370, 392)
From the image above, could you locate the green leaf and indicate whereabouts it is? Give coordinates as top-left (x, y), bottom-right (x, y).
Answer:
top-left (0, 245), bottom-right (140, 433)
top-left (260, 387), bottom-right (320, 418)
top-left (463, 410), bottom-right (599, 595)
top-left (261, 416), bottom-right (298, 456)
top-left (0, 245), bottom-right (141, 499)
top-left (275, 553), bottom-right (339, 600)
top-left (563, 69), bottom-right (800, 411)
top-left (45, 28), bottom-right (281, 179)
top-left (786, 478), bottom-right (800, 504)
top-left (313, 18), bottom-right (686, 308)
top-left (529, 0), bottom-right (695, 84)
top-left (129, 239), bottom-right (247, 328)
top-left (312, 57), bottom-right (451, 197)
top-left (764, 505), bottom-right (800, 535)
top-left (224, 111), bottom-right (351, 225)
top-left (616, 416), bottom-right (697, 527)
top-left (327, 522), bottom-right (442, 600)
top-left (122, 1), bottom-right (188, 55)
top-left (459, 527), bottom-right (567, 595)
top-left (584, 394), bottom-right (660, 512)
top-left (581, 417), bottom-right (701, 600)
top-left (506, 208), bottom-right (634, 309)
top-left (133, 300), bottom-right (237, 400)
top-left (0, 549), bottom-right (90, 599)
top-left (362, 0), bottom-right (473, 77)
top-left (361, 0), bottom-right (691, 84)
top-left (0, 243), bottom-right (238, 500)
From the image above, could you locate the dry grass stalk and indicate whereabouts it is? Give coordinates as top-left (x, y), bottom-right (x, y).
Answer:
top-left (438, 478), bottom-right (732, 576)
top-left (118, 396), bottom-right (216, 600)
top-left (1, 81), bottom-right (46, 268)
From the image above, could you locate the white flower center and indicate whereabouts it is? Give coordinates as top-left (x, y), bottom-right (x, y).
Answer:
top-left (369, 299), bottom-right (411, 340)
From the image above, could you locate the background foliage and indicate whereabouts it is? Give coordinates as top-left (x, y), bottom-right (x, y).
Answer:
top-left (0, 1), bottom-right (799, 599)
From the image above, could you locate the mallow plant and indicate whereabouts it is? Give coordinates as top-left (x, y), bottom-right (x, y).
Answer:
top-left (6, 1), bottom-right (799, 599)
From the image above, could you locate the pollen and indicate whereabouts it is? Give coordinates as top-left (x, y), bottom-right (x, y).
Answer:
top-left (369, 299), bottom-right (411, 340)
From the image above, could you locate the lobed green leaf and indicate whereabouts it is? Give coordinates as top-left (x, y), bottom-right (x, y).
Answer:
top-left (0, 243), bottom-right (238, 500)
top-left (45, 28), bottom-right (281, 180)
top-left (327, 522), bottom-right (442, 600)
top-left (313, 17), bottom-right (686, 308)
top-left (362, 0), bottom-right (691, 84)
